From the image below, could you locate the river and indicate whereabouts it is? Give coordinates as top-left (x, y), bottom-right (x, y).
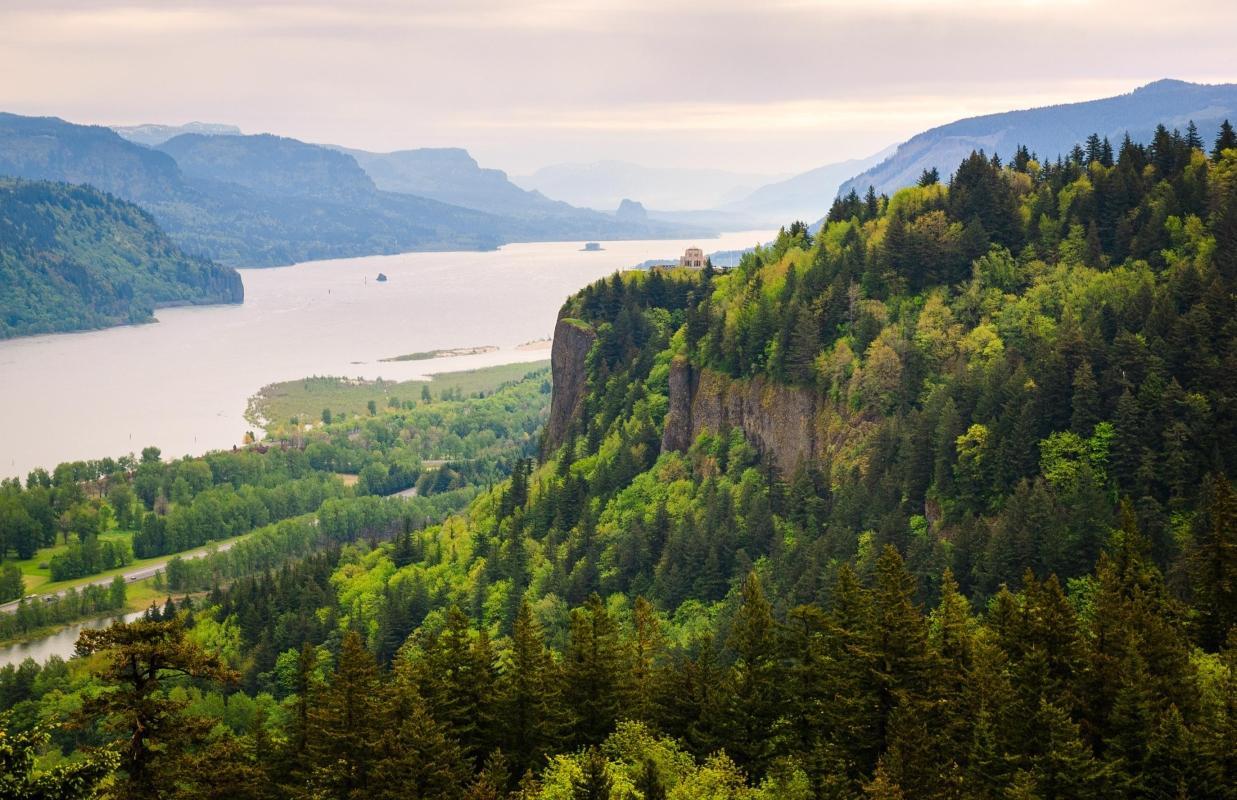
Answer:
top-left (0, 232), bottom-right (771, 479)
top-left (0, 611), bottom-right (146, 668)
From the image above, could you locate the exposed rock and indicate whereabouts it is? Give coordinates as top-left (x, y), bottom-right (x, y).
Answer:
top-left (662, 358), bottom-right (868, 477)
top-left (545, 317), bottom-right (596, 451)
top-left (615, 198), bottom-right (648, 222)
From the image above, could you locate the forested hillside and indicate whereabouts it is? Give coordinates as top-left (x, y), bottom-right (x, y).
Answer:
top-left (0, 178), bottom-right (242, 338)
top-left (6, 124), bottom-right (1237, 799)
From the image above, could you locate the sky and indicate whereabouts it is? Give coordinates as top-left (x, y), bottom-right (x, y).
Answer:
top-left (2, 0), bottom-right (1235, 178)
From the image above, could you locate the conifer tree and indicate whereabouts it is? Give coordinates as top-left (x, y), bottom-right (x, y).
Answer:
top-left (564, 594), bottom-right (628, 746)
top-left (1189, 474), bottom-right (1237, 649)
top-left (501, 600), bottom-right (566, 774)
top-left (635, 758), bottom-right (667, 800)
top-left (725, 571), bottom-right (782, 775)
top-left (305, 630), bottom-right (383, 798)
top-left (76, 617), bottom-right (236, 800)
top-left (572, 747), bottom-right (613, 800)
top-left (1214, 120), bottom-right (1237, 160)
top-left (871, 546), bottom-right (932, 750)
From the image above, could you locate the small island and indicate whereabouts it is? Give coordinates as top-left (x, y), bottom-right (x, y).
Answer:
top-left (582, 242), bottom-right (602, 251)
top-left (376, 272), bottom-right (388, 282)
top-left (380, 345), bottom-right (499, 362)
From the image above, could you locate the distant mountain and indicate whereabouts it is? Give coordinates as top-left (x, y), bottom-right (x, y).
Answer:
top-left (0, 177), bottom-right (242, 338)
top-left (0, 114), bottom-right (710, 268)
top-left (339, 146), bottom-right (562, 216)
top-left (160, 133), bottom-right (378, 202)
top-left (113, 122), bottom-right (242, 146)
top-left (0, 114), bottom-right (517, 266)
top-left (513, 160), bottom-right (784, 211)
top-left (337, 146), bottom-right (704, 239)
top-left (724, 147), bottom-right (894, 224)
top-left (840, 79), bottom-right (1237, 198)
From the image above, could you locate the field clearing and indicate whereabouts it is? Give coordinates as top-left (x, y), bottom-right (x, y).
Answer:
top-left (247, 360), bottom-right (550, 431)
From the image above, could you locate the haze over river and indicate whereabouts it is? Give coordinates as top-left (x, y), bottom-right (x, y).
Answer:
top-left (0, 232), bottom-right (771, 479)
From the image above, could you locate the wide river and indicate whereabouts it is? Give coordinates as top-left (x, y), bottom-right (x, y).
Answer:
top-left (0, 231), bottom-right (770, 482)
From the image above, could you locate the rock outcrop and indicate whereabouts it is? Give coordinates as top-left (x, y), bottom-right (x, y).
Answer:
top-left (544, 317), bottom-right (596, 451)
top-left (662, 357), bottom-right (867, 477)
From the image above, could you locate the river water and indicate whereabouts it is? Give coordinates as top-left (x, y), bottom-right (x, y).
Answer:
top-left (0, 611), bottom-right (146, 668)
top-left (0, 232), bottom-right (770, 480)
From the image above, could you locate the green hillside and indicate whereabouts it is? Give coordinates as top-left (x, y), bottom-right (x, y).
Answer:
top-left (5, 126), bottom-right (1237, 799)
top-left (0, 178), bottom-right (242, 338)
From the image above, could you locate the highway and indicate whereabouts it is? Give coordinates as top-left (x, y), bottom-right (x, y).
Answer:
top-left (0, 538), bottom-right (242, 615)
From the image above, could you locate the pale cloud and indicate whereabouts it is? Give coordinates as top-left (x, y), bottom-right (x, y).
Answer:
top-left (1, 0), bottom-right (1234, 174)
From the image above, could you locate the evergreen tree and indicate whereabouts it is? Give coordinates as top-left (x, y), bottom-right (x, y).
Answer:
top-left (372, 666), bottom-right (470, 800)
top-left (500, 600), bottom-right (566, 774)
top-left (572, 747), bottom-right (613, 800)
top-left (564, 594), bottom-right (627, 746)
top-left (1214, 120), bottom-right (1237, 160)
top-left (305, 630), bottom-right (383, 798)
top-left (725, 571), bottom-right (782, 775)
top-left (76, 617), bottom-right (237, 800)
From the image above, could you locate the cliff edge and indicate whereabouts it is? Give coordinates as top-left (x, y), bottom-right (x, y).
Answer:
top-left (544, 317), bottom-right (596, 451)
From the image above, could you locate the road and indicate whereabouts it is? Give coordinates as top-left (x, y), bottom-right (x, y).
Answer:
top-left (0, 538), bottom-right (243, 615)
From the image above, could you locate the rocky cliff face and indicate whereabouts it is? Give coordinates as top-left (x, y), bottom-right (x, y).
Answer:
top-left (662, 357), bottom-right (868, 477)
top-left (544, 317), bottom-right (596, 451)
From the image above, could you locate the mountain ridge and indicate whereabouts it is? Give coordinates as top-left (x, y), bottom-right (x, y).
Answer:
top-left (839, 78), bottom-right (1237, 198)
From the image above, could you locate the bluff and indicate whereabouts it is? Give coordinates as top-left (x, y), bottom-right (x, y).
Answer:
top-left (546, 314), bottom-right (865, 476)
top-left (544, 317), bottom-right (596, 451)
top-left (664, 357), bottom-right (871, 476)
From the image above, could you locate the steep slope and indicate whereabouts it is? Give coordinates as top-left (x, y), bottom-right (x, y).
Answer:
top-left (0, 112), bottom-right (187, 202)
top-left (840, 79), bottom-right (1237, 197)
top-left (0, 177), bottom-right (242, 338)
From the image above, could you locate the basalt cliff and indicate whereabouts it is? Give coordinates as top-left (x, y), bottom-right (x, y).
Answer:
top-left (546, 314), bottom-right (867, 476)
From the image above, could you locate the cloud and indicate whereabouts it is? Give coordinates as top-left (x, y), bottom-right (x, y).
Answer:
top-left (1, 0), bottom-right (1234, 173)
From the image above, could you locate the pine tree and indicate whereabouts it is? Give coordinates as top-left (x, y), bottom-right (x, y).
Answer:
top-left (564, 594), bottom-right (628, 746)
top-left (871, 546), bottom-right (933, 751)
top-left (500, 600), bottom-right (566, 774)
top-left (1187, 121), bottom-right (1203, 151)
top-left (820, 563), bottom-right (881, 788)
top-left (629, 596), bottom-right (664, 724)
top-left (1189, 474), bottom-right (1237, 650)
top-left (1028, 700), bottom-right (1107, 800)
top-left (572, 747), bottom-right (613, 800)
top-left (635, 758), bottom-right (667, 800)
top-left (1214, 120), bottom-right (1237, 160)
top-left (305, 630), bottom-right (383, 798)
top-left (418, 606), bottom-right (500, 764)
top-left (371, 665), bottom-right (470, 800)
top-left (76, 617), bottom-right (236, 800)
top-left (724, 571), bottom-right (782, 775)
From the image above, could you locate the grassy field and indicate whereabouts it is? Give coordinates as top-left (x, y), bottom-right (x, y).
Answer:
top-left (247, 360), bottom-right (550, 431)
top-left (12, 527), bottom-right (262, 599)
top-left (10, 530), bottom-right (135, 594)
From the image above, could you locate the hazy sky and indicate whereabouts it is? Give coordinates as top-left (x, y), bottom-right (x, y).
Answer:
top-left (3, 0), bottom-right (1235, 176)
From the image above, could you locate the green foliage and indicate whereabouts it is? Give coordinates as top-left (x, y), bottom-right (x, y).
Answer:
top-left (6, 130), bottom-right (1237, 799)
top-left (0, 177), bottom-right (242, 339)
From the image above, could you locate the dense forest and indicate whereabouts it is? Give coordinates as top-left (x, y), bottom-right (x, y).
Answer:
top-left (5, 125), bottom-right (1237, 799)
top-left (0, 177), bottom-right (243, 338)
